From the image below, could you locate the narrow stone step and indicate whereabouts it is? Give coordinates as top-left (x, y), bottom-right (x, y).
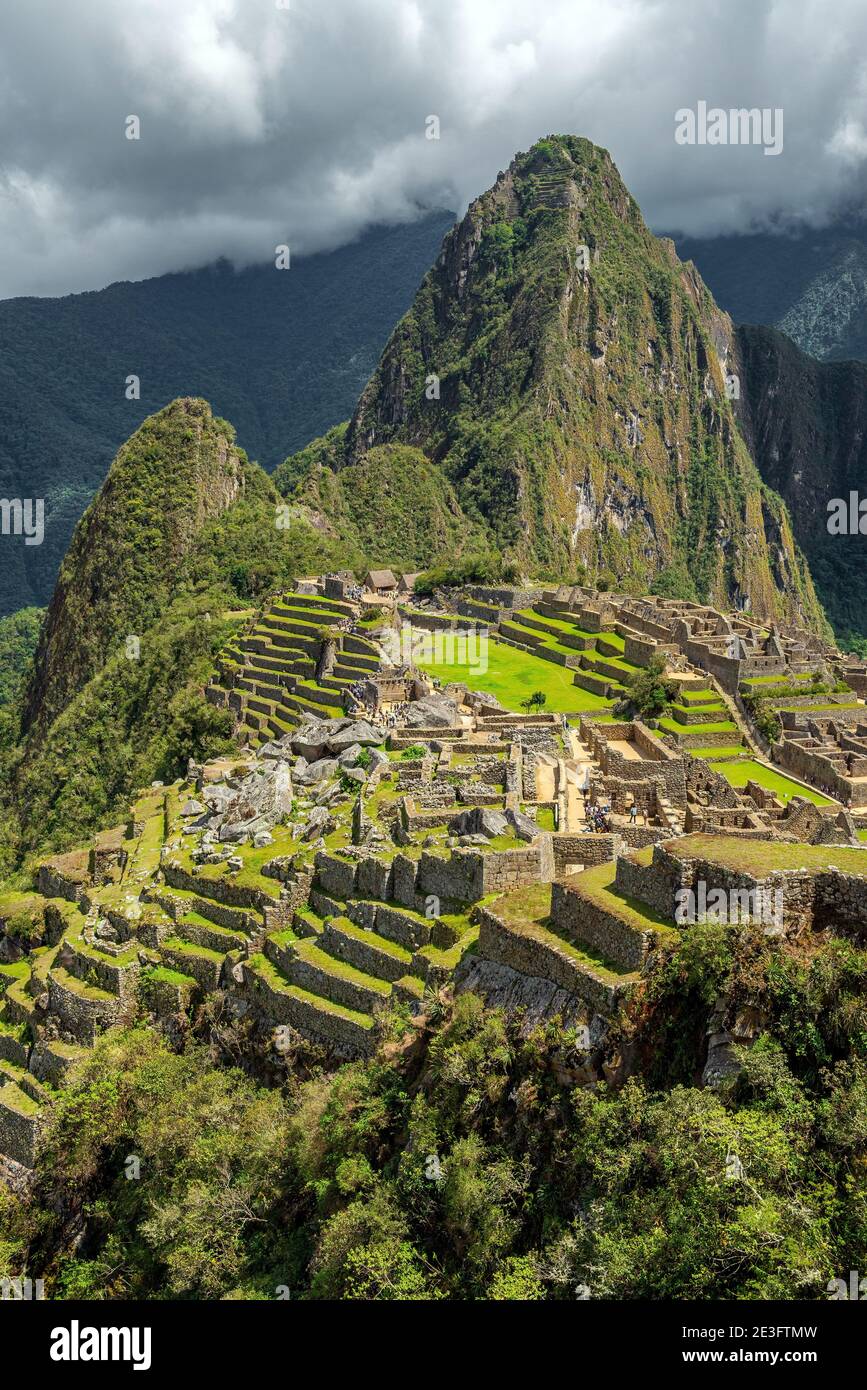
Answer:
top-left (321, 917), bottom-right (412, 983)
top-left (288, 938), bottom-right (391, 1014)
top-left (243, 953), bottom-right (376, 1057)
top-left (159, 936), bottom-right (225, 992)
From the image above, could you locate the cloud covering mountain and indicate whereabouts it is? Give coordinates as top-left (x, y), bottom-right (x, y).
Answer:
top-left (3, 0), bottom-right (867, 297)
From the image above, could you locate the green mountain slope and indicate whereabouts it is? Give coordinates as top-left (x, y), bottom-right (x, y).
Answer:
top-left (1, 400), bottom-right (353, 866)
top-left (279, 136), bottom-right (827, 632)
top-left (0, 213), bottom-right (453, 618)
top-left (280, 427), bottom-right (486, 569)
top-left (22, 399), bottom-right (248, 735)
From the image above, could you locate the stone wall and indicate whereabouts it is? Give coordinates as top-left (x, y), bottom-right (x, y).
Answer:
top-left (36, 863), bottom-right (86, 904)
top-left (624, 633), bottom-right (659, 667)
top-left (552, 833), bottom-right (623, 874)
top-left (473, 906), bottom-right (625, 1015)
top-left (776, 738), bottom-right (860, 804)
top-left (550, 878), bottom-right (657, 971)
top-left (240, 959), bottom-right (374, 1058)
top-left (0, 1095), bottom-right (40, 1168)
top-left (46, 971), bottom-right (123, 1046)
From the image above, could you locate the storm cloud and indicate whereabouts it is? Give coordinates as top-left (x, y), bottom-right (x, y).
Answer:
top-left (2, 0), bottom-right (867, 297)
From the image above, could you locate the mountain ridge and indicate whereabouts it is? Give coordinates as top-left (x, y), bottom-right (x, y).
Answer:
top-left (279, 135), bottom-right (828, 634)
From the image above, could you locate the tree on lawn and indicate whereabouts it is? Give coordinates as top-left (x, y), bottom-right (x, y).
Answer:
top-left (621, 655), bottom-right (676, 719)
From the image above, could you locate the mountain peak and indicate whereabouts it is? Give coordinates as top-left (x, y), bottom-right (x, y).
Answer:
top-left (286, 135), bottom-right (825, 633)
top-left (22, 397), bottom-right (247, 735)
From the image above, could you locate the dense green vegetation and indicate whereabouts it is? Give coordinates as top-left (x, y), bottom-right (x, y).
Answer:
top-left (279, 441), bottom-right (485, 572)
top-left (4, 918), bottom-right (866, 1299)
top-left (413, 551), bottom-right (519, 594)
top-left (0, 607), bottom-right (41, 714)
top-left (0, 213), bottom-right (453, 618)
top-left (737, 324), bottom-right (867, 647)
top-left (618, 653), bottom-right (677, 718)
top-left (673, 220), bottom-right (867, 362)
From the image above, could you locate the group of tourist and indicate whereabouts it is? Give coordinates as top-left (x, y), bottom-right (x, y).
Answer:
top-left (583, 796), bottom-right (612, 833)
top-left (582, 790), bottom-right (648, 831)
top-left (380, 701), bottom-right (410, 728)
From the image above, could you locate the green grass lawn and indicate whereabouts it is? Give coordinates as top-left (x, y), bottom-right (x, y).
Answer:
top-left (709, 758), bottom-right (835, 806)
top-left (658, 717), bottom-right (739, 737)
top-left (418, 638), bottom-right (614, 714)
top-left (668, 834), bottom-right (867, 876)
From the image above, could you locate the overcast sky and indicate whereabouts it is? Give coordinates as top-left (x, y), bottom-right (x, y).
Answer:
top-left (1, 0), bottom-right (867, 298)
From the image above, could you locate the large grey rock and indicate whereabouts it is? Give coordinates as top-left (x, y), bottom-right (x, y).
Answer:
top-left (448, 807), bottom-right (509, 839)
top-left (506, 808), bottom-right (540, 842)
top-left (292, 718), bottom-right (349, 761)
top-left (258, 738), bottom-right (293, 761)
top-left (299, 757), bottom-right (339, 784)
top-left (337, 743), bottom-right (363, 767)
top-left (202, 784), bottom-right (234, 811)
top-left (343, 766), bottom-right (367, 785)
top-left (200, 761), bottom-right (293, 842)
top-left (313, 781), bottom-right (344, 806)
top-left (404, 695), bottom-right (461, 729)
top-left (302, 806), bottom-right (335, 841)
top-left (328, 721), bottom-right (384, 752)
top-left (181, 798), bottom-right (206, 817)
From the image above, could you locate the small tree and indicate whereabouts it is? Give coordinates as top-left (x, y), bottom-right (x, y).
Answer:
top-left (521, 691), bottom-right (547, 713)
top-left (621, 654), bottom-right (677, 719)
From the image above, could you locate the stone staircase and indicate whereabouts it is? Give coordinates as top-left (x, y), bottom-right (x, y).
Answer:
top-left (207, 592), bottom-right (382, 746)
top-left (238, 850), bottom-right (479, 1057)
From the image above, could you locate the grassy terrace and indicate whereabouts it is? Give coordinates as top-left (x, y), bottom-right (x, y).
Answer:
top-left (572, 862), bottom-right (680, 943)
top-left (665, 834), bottom-right (867, 876)
top-left (417, 637), bottom-right (613, 713)
top-left (771, 701), bottom-right (864, 714)
top-left (512, 609), bottom-right (626, 650)
top-left (658, 716), bottom-right (739, 736)
top-left (709, 759), bottom-right (835, 806)
top-left (247, 952), bottom-right (375, 1028)
top-left (494, 881), bottom-right (637, 980)
top-left (693, 746), bottom-right (748, 759)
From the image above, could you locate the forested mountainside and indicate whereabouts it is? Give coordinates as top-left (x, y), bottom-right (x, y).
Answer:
top-left (0, 400), bottom-right (357, 869)
top-left (0, 212), bottom-right (453, 618)
top-left (673, 220), bottom-right (867, 364)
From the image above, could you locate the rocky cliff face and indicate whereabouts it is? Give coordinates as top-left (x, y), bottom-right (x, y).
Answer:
top-left (22, 398), bottom-right (246, 735)
top-left (735, 324), bottom-right (867, 647)
top-left (283, 135), bottom-right (827, 632)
